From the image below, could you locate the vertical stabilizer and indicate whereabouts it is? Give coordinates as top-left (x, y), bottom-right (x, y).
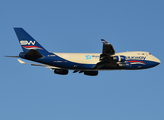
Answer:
top-left (14, 28), bottom-right (49, 55)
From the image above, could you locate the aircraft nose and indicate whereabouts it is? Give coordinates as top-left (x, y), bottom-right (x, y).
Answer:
top-left (153, 56), bottom-right (161, 66)
top-left (155, 57), bottom-right (161, 64)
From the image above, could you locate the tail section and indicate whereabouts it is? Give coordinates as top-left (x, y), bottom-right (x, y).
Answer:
top-left (14, 28), bottom-right (49, 55)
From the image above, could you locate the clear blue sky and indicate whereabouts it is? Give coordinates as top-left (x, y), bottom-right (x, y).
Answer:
top-left (1, 0), bottom-right (164, 120)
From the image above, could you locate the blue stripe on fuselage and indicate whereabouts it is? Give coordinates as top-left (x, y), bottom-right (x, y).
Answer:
top-left (126, 60), bottom-right (159, 69)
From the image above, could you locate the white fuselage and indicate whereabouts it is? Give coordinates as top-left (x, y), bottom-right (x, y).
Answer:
top-left (54, 51), bottom-right (160, 65)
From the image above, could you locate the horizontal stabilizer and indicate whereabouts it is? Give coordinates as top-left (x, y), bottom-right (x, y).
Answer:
top-left (5, 56), bottom-right (20, 58)
top-left (17, 59), bottom-right (25, 64)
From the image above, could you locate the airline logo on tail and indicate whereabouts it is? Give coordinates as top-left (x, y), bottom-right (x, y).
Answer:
top-left (20, 40), bottom-right (35, 45)
top-left (20, 40), bottom-right (43, 50)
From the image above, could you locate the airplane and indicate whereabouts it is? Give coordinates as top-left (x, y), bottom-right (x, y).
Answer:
top-left (6, 28), bottom-right (161, 76)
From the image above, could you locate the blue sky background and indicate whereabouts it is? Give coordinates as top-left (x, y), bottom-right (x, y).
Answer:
top-left (1, 0), bottom-right (164, 120)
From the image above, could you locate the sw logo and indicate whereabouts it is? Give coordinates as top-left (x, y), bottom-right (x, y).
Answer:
top-left (20, 40), bottom-right (43, 50)
top-left (20, 40), bottom-right (35, 45)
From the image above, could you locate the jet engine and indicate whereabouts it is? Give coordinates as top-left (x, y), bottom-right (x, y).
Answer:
top-left (54, 69), bottom-right (69, 75)
top-left (84, 71), bottom-right (98, 76)
top-left (117, 63), bottom-right (126, 68)
top-left (113, 55), bottom-right (126, 62)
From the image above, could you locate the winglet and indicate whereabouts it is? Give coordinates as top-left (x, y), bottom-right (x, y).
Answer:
top-left (17, 59), bottom-right (25, 64)
top-left (101, 39), bottom-right (109, 44)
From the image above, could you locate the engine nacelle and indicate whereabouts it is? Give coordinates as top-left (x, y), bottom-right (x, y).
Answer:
top-left (54, 69), bottom-right (68, 75)
top-left (84, 71), bottom-right (98, 76)
top-left (113, 55), bottom-right (126, 62)
top-left (117, 63), bottom-right (126, 68)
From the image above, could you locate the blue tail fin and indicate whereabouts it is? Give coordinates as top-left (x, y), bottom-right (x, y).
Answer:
top-left (14, 28), bottom-right (49, 54)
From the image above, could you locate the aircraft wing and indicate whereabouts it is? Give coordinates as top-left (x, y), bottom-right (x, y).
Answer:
top-left (100, 39), bottom-right (115, 61)
top-left (93, 39), bottom-right (117, 69)
top-left (101, 39), bottom-right (115, 55)
top-left (17, 59), bottom-right (61, 70)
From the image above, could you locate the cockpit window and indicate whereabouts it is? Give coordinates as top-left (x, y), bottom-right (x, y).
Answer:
top-left (149, 53), bottom-right (151, 55)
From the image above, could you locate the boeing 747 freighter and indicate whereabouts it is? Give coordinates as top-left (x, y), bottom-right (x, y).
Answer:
top-left (6, 28), bottom-right (161, 76)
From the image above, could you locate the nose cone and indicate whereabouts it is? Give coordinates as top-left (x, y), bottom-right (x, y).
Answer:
top-left (157, 59), bottom-right (161, 64)
top-left (154, 57), bottom-right (161, 63)
top-left (152, 56), bottom-right (161, 66)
